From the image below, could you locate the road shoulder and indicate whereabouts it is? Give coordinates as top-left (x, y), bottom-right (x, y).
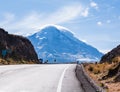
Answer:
top-left (61, 64), bottom-right (84, 92)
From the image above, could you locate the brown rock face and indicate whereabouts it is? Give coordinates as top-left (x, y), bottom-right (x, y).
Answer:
top-left (100, 45), bottom-right (120, 63)
top-left (115, 72), bottom-right (120, 82)
top-left (0, 28), bottom-right (40, 64)
top-left (100, 45), bottom-right (120, 82)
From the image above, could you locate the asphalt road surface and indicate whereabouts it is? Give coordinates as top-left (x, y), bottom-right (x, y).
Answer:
top-left (0, 64), bottom-right (83, 92)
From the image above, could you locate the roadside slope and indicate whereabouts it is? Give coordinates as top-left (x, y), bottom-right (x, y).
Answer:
top-left (0, 28), bottom-right (39, 64)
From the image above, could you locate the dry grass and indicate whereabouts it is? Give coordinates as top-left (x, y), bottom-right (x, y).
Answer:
top-left (0, 58), bottom-right (35, 65)
top-left (84, 61), bottom-right (120, 92)
top-left (107, 82), bottom-right (120, 92)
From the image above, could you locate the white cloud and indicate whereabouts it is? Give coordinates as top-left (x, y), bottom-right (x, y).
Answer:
top-left (81, 8), bottom-right (89, 17)
top-left (45, 5), bottom-right (82, 24)
top-left (99, 49), bottom-right (110, 54)
top-left (0, 4), bottom-right (87, 35)
top-left (97, 21), bottom-right (102, 26)
top-left (81, 39), bottom-right (87, 43)
top-left (90, 1), bottom-right (98, 10)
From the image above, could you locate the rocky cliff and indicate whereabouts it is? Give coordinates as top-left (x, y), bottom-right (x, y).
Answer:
top-left (0, 28), bottom-right (40, 64)
top-left (100, 45), bottom-right (120, 63)
top-left (100, 45), bottom-right (120, 82)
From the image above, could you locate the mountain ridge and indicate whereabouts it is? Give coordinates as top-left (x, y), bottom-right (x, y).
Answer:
top-left (28, 25), bottom-right (103, 63)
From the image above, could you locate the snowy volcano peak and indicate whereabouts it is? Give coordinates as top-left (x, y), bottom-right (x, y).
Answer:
top-left (40, 24), bottom-right (71, 32)
top-left (36, 24), bottom-right (74, 39)
top-left (28, 25), bottom-right (103, 63)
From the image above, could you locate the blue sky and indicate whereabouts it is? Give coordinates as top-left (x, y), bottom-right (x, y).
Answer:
top-left (0, 0), bottom-right (120, 53)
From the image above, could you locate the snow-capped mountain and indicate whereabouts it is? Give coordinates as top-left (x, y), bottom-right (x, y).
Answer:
top-left (28, 25), bottom-right (103, 63)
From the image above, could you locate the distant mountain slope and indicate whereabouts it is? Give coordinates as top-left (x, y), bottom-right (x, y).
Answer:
top-left (100, 44), bottom-right (120, 63)
top-left (0, 28), bottom-right (39, 64)
top-left (28, 25), bottom-right (103, 63)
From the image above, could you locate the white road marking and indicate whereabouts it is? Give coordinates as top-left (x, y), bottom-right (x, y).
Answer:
top-left (57, 65), bottom-right (70, 92)
top-left (0, 64), bottom-right (82, 92)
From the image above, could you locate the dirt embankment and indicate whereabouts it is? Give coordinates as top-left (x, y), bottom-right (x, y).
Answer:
top-left (84, 62), bottom-right (120, 92)
top-left (76, 64), bottom-right (105, 92)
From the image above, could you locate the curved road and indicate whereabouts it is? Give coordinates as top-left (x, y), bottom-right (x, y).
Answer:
top-left (0, 64), bottom-right (83, 92)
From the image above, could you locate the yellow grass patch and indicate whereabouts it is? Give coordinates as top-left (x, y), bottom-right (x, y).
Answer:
top-left (84, 61), bottom-right (120, 92)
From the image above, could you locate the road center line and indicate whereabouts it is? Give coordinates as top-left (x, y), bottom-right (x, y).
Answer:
top-left (57, 65), bottom-right (70, 92)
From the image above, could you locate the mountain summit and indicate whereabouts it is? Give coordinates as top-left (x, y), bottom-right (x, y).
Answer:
top-left (28, 25), bottom-right (103, 63)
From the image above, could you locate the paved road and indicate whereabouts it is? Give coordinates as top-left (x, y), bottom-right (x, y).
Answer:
top-left (0, 64), bottom-right (83, 92)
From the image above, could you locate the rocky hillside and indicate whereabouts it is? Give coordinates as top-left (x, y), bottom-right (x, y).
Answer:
top-left (100, 44), bottom-right (120, 63)
top-left (100, 44), bottom-right (120, 82)
top-left (0, 28), bottom-right (40, 64)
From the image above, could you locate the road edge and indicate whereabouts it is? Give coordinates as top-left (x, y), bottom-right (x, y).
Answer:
top-left (57, 65), bottom-right (70, 92)
top-left (75, 64), bottom-right (106, 92)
